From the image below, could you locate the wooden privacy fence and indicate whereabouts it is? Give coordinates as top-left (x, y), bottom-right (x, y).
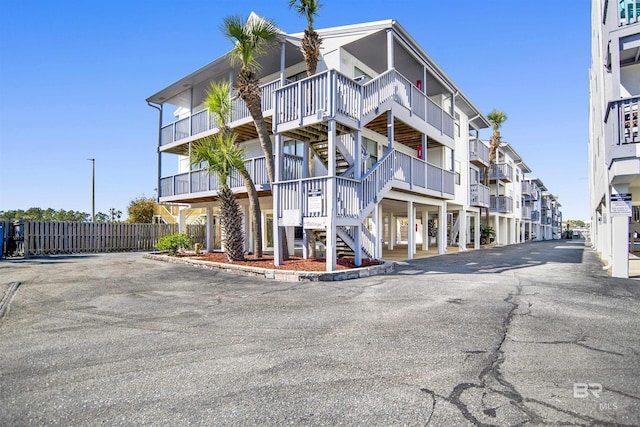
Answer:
top-left (0, 221), bottom-right (176, 257)
top-left (19, 221), bottom-right (180, 256)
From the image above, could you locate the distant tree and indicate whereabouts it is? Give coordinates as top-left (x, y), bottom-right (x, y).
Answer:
top-left (109, 208), bottom-right (123, 223)
top-left (95, 212), bottom-right (110, 223)
top-left (0, 208), bottom-right (89, 222)
top-left (127, 197), bottom-right (156, 223)
top-left (564, 219), bottom-right (586, 228)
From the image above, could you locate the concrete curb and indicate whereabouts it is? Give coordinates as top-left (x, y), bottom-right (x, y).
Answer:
top-left (0, 282), bottom-right (21, 321)
top-left (143, 253), bottom-right (394, 282)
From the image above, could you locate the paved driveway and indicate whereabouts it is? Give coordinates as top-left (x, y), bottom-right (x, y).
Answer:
top-left (0, 240), bottom-right (638, 426)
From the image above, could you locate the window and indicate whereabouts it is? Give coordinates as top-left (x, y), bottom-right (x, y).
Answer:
top-left (362, 137), bottom-right (378, 170)
top-left (287, 70), bottom-right (308, 82)
top-left (470, 168), bottom-right (479, 184)
top-left (354, 66), bottom-right (372, 83)
top-left (284, 139), bottom-right (304, 156)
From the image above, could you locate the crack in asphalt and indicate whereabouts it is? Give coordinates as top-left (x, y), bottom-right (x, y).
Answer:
top-left (420, 278), bottom-right (633, 427)
top-left (510, 338), bottom-right (625, 357)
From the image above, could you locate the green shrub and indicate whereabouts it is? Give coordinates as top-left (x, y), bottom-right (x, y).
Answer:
top-left (156, 233), bottom-right (191, 255)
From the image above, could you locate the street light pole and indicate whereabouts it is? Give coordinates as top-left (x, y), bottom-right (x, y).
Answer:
top-left (88, 158), bottom-right (95, 222)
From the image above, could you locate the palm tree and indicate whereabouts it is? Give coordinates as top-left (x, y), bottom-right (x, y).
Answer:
top-left (222, 14), bottom-right (279, 187)
top-left (289, 0), bottom-right (322, 76)
top-left (191, 133), bottom-right (245, 261)
top-left (484, 109), bottom-right (507, 226)
top-left (205, 80), bottom-right (263, 257)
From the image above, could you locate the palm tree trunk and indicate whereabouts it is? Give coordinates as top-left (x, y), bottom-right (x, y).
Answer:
top-left (484, 165), bottom-right (490, 226)
top-left (239, 168), bottom-right (263, 258)
top-left (219, 185), bottom-right (245, 261)
top-left (246, 100), bottom-right (276, 187)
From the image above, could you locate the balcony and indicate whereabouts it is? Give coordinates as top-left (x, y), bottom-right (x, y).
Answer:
top-left (490, 196), bottom-right (513, 213)
top-left (469, 139), bottom-right (490, 167)
top-left (159, 79), bottom-right (282, 147)
top-left (277, 148), bottom-right (456, 227)
top-left (531, 210), bottom-right (540, 222)
top-left (490, 163), bottom-right (513, 182)
top-left (159, 154), bottom-right (302, 200)
top-left (619, 0), bottom-right (640, 26)
top-left (521, 181), bottom-right (533, 195)
top-left (521, 205), bottom-right (532, 220)
top-left (274, 69), bottom-right (455, 141)
top-left (470, 183), bottom-right (490, 208)
top-left (606, 96), bottom-right (640, 165)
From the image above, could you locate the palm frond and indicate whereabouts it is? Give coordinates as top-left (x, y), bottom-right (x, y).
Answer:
top-left (221, 14), bottom-right (279, 71)
top-left (204, 80), bottom-right (232, 126)
top-left (289, 0), bottom-right (321, 27)
top-left (487, 109), bottom-right (507, 132)
top-left (190, 133), bottom-right (243, 184)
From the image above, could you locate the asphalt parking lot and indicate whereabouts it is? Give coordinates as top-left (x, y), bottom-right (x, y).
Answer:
top-left (1, 240), bottom-right (639, 426)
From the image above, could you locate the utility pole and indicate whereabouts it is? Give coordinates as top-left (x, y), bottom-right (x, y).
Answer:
top-left (88, 158), bottom-right (95, 222)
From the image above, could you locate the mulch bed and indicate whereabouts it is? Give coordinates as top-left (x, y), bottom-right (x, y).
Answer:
top-left (174, 251), bottom-right (382, 272)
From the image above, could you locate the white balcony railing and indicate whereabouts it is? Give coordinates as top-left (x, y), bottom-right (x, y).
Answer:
top-left (490, 163), bottom-right (513, 181)
top-left (160, 79), bottom-right (282, 146)
top-left (160, 69), bottom-right (456, 149)
top-left (470, 183), bottom-right (490, 207)
top-left (620, 0), bottom-right (640, 26)
top-left (490, 196), bottom-right (513, 213)
top-left (521, 205), bottom-right (532, 220)
top-left (469, 139), bottom-right (490, 165)
top-left (277, 148), bottom-right (455, 224)
top-left (275, 68), bottom-right (455, 139)
top-left (159, 155), bottom-right (301, 198)
top-left (606, 96), bottom-right (640, 146)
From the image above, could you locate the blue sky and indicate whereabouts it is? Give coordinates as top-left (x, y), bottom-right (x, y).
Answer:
top-left (0, 1), bottom-right (590, 220)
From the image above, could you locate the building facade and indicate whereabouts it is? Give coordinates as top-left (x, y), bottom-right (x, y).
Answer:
top-left (589, 0), bottom-right (640, 278)
top-left (148, 15), bottom-right (562, 271)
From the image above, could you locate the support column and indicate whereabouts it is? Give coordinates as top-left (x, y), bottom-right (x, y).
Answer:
top-left (494, 214), bottom-right (500, 245)
top-left (206, 206), bottom-right (214, 252)
top-left (611, 185), bottom-right (630, 278)
top-left (422, 210), bottom-right (428, 251)
top-left (387, 110), bottom-right (394, 150)
top-left (279, 41), bottom-right (286, 85)
top-left (389, 213), bottom-right (395, 250)
top-left (354, 131), bottom-right (362, 179)
top-left (273, 134), bottom-right (283, 266)
top-left (438, 203), bottom-right (446, 255)
top-left (325, 120), bottom-right (337, 271)
top-left (386, 29), bottom-right (394, 70)
top-left (374, 203), bottom-right (383, 259)
top-left (474, 211), bottom-right (480, 249)
top-left (303, 229), bottom-right (310, 259)
top-left (302, 142), bottom-right (309, 178)
top-left (178, 208), bottom-right (187, 234)
top-left (458, 209), bottom-right (467, 251)
top-left (284, 227), bottom-right (295, 257)
top-left (407, 201), bottom-right (414, 260)
top-left (413, 204), bottom-right (417, 255)
top-left (354, 223), bottom-right (362, 266)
